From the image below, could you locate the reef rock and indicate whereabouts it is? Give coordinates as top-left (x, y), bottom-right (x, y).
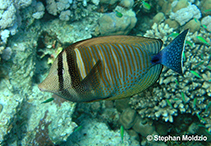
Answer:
top-left (98, 6), bottom-right (137, 35)
top-left (170, 3), bottom-right (201, 25)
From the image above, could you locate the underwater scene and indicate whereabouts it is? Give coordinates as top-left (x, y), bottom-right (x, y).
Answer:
top-left (0, 0), bottom-right (211, 145)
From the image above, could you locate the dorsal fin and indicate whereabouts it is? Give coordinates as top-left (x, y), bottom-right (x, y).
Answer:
top-left (69, 35), bottom-right (163, 54)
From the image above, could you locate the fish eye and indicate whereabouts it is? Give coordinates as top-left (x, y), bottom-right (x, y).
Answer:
top-left (57, 68), bottom-right (64, 74)
top-left (62, 68), bottom-right (64, 74)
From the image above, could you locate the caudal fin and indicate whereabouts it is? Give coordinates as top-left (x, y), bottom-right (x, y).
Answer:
top-left (151, 29), bottom-right (189, 74)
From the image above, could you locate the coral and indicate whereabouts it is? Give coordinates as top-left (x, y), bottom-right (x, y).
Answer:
top-left (1, 0), bottom-right (211, 145)
top-left (201, 16), bottom-right (211, 32)
top-left (32, 1), bottom-right (45, 19)
top-left (20, 86), bottom-right (77, 145)
top-left (0, 0), bottom-right (33, 33)
top-left (115, 98), bottom-right (130, 112)
top-left (200, 0), bottom-right (211, 15)
top-left (157, 0), bottom-right (174, 15)
top-left (65, 119), bottom-right (140, 145)
top-left (1, 47), bottom-right (12, 60)
top-left (98, 6), bottom-right (137, 35)
top-left (33, 111), bottom-right (54, 146)
top-left (0, 11), bottom-right (99, 144)
top-left (0, 4), bottom-right (17, 29)
top-left (143, 23), bottom-right (174, 41)
top-left (47, 101), bottom-right (77, 143)
top-left (172, 0), bottom-right (189, 12)
top-left (59, 10), bottom-right (71, 21)
top-left (153, 12), bottom-right (165, 24)
top-left (0, 0), bottom-right (11, 9)
top-left (40, 14), bottom-right (100, 44)
top-left (91, 0), bottom-right (100, 5)
top-left (130, 23), bottom-right (211, 133)
top-left (101, 108), bottom-right (120, 126)
top-left (170, 3), bottom-right (201, 25)
top-left (183, 19), bottom-right (200, 33)
top-left (100, 0), bottom-right (119, 5)
top-left (0, 0), bottom-right (37, 61)
top-left (128, 129), bottom-right (140, 141)
top-left (16, 0), bottom-right (32, 9)
top-left (164, 19), bottom-right (179, 30)
top-left (132, 116), bottom-right (155, 137)
top-left (46, 0), bottom-right (98, 21)
top-left (120, 0), bottom-right (134, 9)
top-left (119, 108), bottom-right (136, 129)
top-left (0, 29), bottom-right (10, 44)
top-left (0, 25), bottom-right (78, 144)
top-left (0, 88), bottom-right (23, 144)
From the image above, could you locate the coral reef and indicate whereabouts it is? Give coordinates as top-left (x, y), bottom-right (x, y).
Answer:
top-left (98, 6), bottom-right (137, 35)
top-left (143, 23), bottom-right (174, 41)
top-left (170, 2), bottom-right (201, 26)
top-left (119, 108), bottom-right (136, 129)
top-left (0, 0), bottom-right (35, 41)
top-left (183, 19), bottom-right (200, 33)
top-left (46, 0), bottom-right (98, 21)
top-left (0, 6), bottom-right (100, 145)
top-left (20, 86), bottom-right (77, 145)
top-left (31, 1), bottom-right (45, 19)
top-left (0, 88), bottom-right (23, 144)
top-left (130, 23), bottom-right (211, 134)
top-left (64, 119), bottom-right (140, 145)
top-left (0, 0), bottom-right (44, 61)
top-left (200, 0), bottom-right (211, 15)
top-left (0, 0), bottom-right (211, 145)
top-left (201, 16), bottom-right (211, 32)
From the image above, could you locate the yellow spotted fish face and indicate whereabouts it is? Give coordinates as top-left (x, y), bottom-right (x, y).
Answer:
top-left (39, 30), bottom-right (188, 102)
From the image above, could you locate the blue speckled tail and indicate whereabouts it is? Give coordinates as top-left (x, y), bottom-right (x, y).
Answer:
top-left (151, 29), bottom-right (189, 74)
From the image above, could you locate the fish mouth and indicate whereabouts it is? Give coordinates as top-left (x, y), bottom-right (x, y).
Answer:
top-left (38, 83), bottom-right (47, 92)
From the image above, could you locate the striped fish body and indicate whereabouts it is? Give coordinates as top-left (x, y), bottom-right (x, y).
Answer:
top-left (38, 30), bottom-right (188, 102)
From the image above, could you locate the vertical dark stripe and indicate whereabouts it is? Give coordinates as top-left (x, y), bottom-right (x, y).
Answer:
top-left (65, 50), bottom-right (81, 89)
top-left (58, 53), bottom-right (64, 91)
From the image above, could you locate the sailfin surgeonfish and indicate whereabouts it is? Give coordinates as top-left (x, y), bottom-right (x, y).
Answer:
top-left (38, 29), bottom-right (189, 102)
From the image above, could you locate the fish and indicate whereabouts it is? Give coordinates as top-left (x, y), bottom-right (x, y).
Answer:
top-left (120, 125), bottom-right (124, 143)
top-left (196, 36), bottom-right (210, 46)
top-left (181, 91), bottom-right (186, 103)
top-left (38, 29), bottom-right (189, 102)
top-left (142, 1), bottom-right (151, 10)
top-left (115, 10), bottom-right (123, 18)
top-left (190, 70), bottom-right (202, 78)
top-left (42, 97), bottom-right (54, 104)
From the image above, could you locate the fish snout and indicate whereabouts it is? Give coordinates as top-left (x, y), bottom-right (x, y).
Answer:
top-left (38, 82), bottom-right (46, 92)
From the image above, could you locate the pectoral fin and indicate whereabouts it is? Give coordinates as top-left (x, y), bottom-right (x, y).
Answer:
top-left (78, 60), bottom-right (103, 95)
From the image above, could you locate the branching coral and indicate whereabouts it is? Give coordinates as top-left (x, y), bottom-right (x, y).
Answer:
top-left (130, 23), bottom-right (211, 133)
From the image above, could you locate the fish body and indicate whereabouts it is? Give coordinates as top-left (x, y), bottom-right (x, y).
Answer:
top-left (38, 30), bottom-right (188, 102)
